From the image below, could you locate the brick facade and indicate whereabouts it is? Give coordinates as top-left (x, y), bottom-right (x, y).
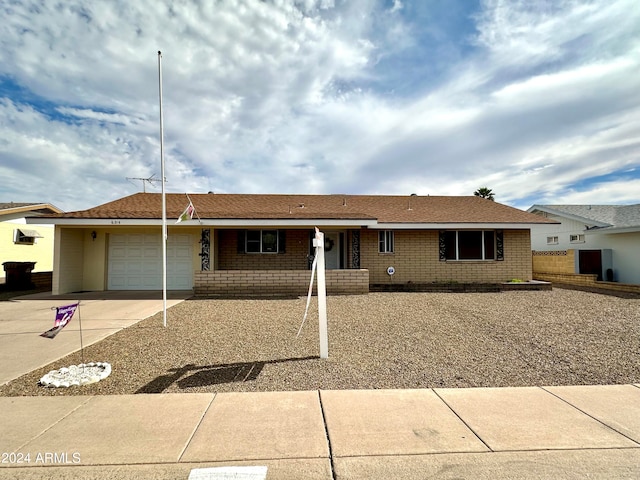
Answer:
top-left (362, 229), bottom-right (532, 284)
top-left (532, 249), bottom-right (576, 274)
top-left (217, 229), bottom-right (310, 270)
top-left (198, 228), bottom-right (534, 295)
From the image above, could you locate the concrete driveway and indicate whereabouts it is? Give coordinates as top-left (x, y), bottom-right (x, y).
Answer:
top-left (0, 291), bottom-right (191, 385)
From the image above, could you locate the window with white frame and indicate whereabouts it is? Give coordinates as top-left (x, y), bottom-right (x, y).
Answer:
top-left (238, 229), bottom-right (285, 254)
top-left (546, 236), bottom-right (559, 245)
top-left (443, 230), bottom-right (496, 260)
top-left (378, 230), bottom-right (394, 253)
top-left (569, 234), bottom-right (585, 243)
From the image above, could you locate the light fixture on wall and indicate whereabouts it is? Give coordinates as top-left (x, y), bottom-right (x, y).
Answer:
top-left (91, 231), bottom-right (97, 241)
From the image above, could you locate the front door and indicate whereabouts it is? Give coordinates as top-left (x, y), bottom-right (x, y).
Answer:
top-left (323, 232), bottom-right (341, 269)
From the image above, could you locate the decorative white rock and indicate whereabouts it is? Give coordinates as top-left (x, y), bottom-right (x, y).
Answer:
top-left (39, 362), bottom-right (111, 388)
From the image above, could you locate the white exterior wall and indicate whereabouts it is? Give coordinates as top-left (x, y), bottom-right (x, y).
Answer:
top-left (530, 214), bottom-right (589, 250)
top-left (530, 214), bottom-right (640, 284)
top-left (583, 232), bottom-right (640, 284)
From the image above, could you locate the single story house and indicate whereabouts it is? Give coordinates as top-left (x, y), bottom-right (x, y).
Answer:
top-left (1, 202), bottom-right (63, 284)
top-left (30, 193), bottom-right (554, 296)
top-left (527, 204), bottom-right (640, 284)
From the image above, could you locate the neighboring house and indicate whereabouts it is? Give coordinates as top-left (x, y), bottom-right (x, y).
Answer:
top-left (527, 204), bottom-right (640, 284)
top-left (29, 193), bottom-right (553, 295)
top-left (0, 202), bottom-right (63, 282)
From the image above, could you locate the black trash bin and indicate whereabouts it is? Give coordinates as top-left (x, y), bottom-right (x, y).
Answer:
top-left (2, 262), bottom-right (37, 290)
top-left (606, 268), bottom-right (614, 282)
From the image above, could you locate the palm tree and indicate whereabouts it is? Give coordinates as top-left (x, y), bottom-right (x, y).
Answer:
top-left (474, 187), bottom-right (495, 201)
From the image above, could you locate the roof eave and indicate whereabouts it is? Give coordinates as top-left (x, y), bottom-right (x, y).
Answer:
top-left (27, 218), bottom-right (546, 229)
top-left (26, 218), bottom-right (379, 227)
top-left (373, 222), bottom-right (551, 229)
top-left (584, 225), bottom-right (640, 235)
top-left (6, 204), bottom-right (63, 216)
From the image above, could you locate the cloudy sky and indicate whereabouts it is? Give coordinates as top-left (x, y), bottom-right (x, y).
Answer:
top-left (1, 0), bottom-right (639, 212)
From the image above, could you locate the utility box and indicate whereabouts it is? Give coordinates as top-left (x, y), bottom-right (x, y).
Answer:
top-left (2, 262), bottom-right (36, 290)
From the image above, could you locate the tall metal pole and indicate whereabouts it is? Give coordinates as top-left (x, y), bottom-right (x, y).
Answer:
top-left (158, 51), bottom-right (168, 328)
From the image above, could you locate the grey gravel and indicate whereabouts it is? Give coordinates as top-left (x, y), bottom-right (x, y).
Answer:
top-left (1, 289), bottom-right (639, 396)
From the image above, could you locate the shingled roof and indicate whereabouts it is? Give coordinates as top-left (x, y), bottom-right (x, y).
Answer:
top-left (40, 193), bottom-right (553, 226)
top-left (528, 204), bottom-right (640, 232)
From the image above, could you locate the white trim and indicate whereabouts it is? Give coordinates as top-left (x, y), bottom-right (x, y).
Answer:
top-left (584, 226), bottom-right (640, 235)
top-left (378, 230), bottom-right (394, 253)
top-left (26, 218), bottom-right (378, 227)
top-left (27, 218), bottom-right (547, 230)
top-left (372, 223), bottom-right (537, 229)
top-left (444, 230), bottom-right (496, 261)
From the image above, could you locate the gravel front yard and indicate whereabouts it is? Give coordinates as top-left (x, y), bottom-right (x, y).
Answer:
top-left (1, 289), bottom-right (639, 396)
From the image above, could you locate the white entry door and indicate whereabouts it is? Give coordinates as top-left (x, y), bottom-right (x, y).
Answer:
top-left (323, 232), bottom-right (341, 269)
top-left (108, 234), bottom-right (193, 290)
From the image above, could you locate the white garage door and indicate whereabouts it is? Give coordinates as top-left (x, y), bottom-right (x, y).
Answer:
top-left (108, 234), bottom-right (193, 290)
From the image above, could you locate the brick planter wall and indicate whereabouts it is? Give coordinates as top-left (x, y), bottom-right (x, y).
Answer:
top-left (533, 272), bottom-right (640, 295)
top-left (194, 269), bottom-right (369, 296)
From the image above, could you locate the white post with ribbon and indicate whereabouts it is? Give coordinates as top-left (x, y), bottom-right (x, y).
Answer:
top-left (296, 227), bottom-right (329, 358)
top-left (314, 229), bottom-right (329, 358)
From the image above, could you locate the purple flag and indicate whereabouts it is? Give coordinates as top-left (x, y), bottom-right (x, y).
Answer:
top-left (40, 303), bottom-right (79, 339)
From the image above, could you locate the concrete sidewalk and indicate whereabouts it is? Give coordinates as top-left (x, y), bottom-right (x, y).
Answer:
top-left (1, 385), bottom-right (639, 479)
top-left (0, 291), bottom-right (191, 385)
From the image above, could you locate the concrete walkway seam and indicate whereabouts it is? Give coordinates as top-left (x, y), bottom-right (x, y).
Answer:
top-left (316, 390), bottom-right (337, 480)
top-left (13, 396), bottom-right (93, 453)
top-left (540, 386), bottom-right (640, 448)
top-left (177, 393), bottom-right (217, 463)
top-left (432, 388), bottom-right (494, 452)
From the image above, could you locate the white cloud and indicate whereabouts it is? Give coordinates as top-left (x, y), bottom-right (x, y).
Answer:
top-left (0, 0), bottom-right (639, 211)
top-left (550, 178), bottom-right (640, 205)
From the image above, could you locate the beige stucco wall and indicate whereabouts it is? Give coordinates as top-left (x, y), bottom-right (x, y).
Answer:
top-left (54, 226), bottom-right (204, 294)
top-left (82, 229), bottom-right (107, 291)
top-left (361, 229), bottom-right (532, 284)
top-left (54, 227), bottom-right (84, 294)
top-left (0, 221), bottom-right (55, 276)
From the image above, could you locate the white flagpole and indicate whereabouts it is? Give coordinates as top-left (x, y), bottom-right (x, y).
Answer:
top-left (158, 50), bottom-right (168, 328)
